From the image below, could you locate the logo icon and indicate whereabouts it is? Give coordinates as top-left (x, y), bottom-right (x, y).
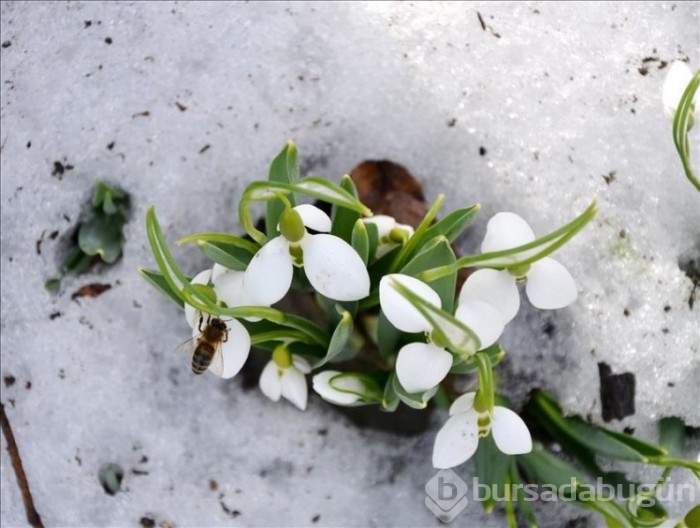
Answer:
top-left (425, 469), bottom-right (469, 523)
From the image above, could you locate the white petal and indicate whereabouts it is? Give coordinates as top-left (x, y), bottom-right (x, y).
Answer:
top-left (244, 236), bottom-right (293, 305)
top-left (294, 204), bottom-right (332, 233)
top-left (184, 269), bottom-right (212, 329)
top-left (300, 234), bottom-right (370, 301)
top-left (432, 410), bottom-right (480, 469)
top-left (449, 392), bottom-right (476, 416)
top-left (379, 274), bottom-right (441, 333)
top-left (395, 342), bottom-right (452, 393)
top-left (525, 258), bottom-right (577, 309)
top-left (363, 215), bottom-right (396, 238)
top-left (211, 263), bottom-right (230, 282)
top-left (663, 61), bottom-right (693, 119)
top-left (455, 300), bottom-right (505, 349)
top-left (491, 406), bottom-right (533, 455)
top-left (292, 355), bottom-right (312, 374)
top-left (312, 371), bottom-right (362, 406)
top-left (481, 212), bottom-right (536, 253)
top-left (281, 367), bottom-right (308, 410)
top-left (213, 270), bottom-right (248, 308)
top-left (259, 361), bottom-right (281, 401)
top-left (458, 269), bottom-right (520, 324)
top-left (215, 318), bottom-right (251, 379)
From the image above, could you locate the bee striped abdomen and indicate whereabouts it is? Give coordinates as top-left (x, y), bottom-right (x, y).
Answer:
top-left (192, 342), bottom-right (215, 374)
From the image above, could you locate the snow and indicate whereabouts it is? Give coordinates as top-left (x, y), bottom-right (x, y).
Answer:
top-left (1, 1), bottom-right (698, 526)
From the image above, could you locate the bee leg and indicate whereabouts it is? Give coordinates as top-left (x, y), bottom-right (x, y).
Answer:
top-left (223, 329), bottom-right (229, 343)
top-left (198, 315), bottom-right (204, 333)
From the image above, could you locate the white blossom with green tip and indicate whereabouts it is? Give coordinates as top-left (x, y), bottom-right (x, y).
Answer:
top-left (433, 392), bottom-right (532, 469)
top-left (459, 212), bottom-right (578, 323)
top-left (245, 204), bottom-right (370, 302)
top-left (379, 273), bottom-right (504, 394)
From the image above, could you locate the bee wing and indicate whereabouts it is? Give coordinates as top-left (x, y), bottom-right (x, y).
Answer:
top-left (173, 335), bottom-right (199, 357)
top-left (207, 341), bottom-right (225, 377)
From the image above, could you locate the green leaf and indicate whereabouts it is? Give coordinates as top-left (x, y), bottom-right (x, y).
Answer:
top-left (454, 201), bottom-right (598, 271)
top-left (139, 268), bottom-right (186, 309)
top-left (176, 232), bottom-right (259, 254)
top-left (381, 372), bottom-right (401, 412)
top-left (529, 390), bottom-right (663, 462)
top-left (197, 241), bottom-right (253, 271)
top-left (266, 141), bottom-right (299, 238)
top-left (685, 505), bottom-right (700, 527)
top-left (351, 219), bottom-right (370, 266)
top-left (44, 278), bottom-right (61, 293)
top-left (78, 214), bottom-right (125, 264)
top-left (391, 372), bottom-right (437, 409)
top-left (422, 204), bottom-right (480, 245)
top-left (601, 429), bottom-right (667, 459)
top-left (376, 309), bottom-right (402, 359)
top-left (401, 237), bottom-right (457, 313)
top-left (389, 194), bottom-right (445, 271)
top-left (518, 444), bottom-right (587, 496)
top-left (672, 70), bottom-right (700, 192)
top-left (474, 434), bottom-right (511, 513)
top-left (92, 180), bottom-right (127, 214)
top-left (331, 174), bottom-right (361, 242)
top-left (313, 306), bottom-right (354, 368)
top-left (509, 462), bottom-right (538, 527)
top-left (658, 417), bottom-right (686, 458)
top-left (60, 245), bottom-right (94, 275)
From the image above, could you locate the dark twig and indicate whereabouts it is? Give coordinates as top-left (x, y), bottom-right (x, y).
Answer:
top-left (0, 403), bottom-right (44, 528)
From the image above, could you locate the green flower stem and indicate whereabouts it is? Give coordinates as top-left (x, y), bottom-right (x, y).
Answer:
top-left (474, 352), bottom-right (494, 413)
top-left (673, 70), bottom-right (700, 192)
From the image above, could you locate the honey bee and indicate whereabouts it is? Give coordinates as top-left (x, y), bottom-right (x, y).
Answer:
top-left (174, 315), bottom-right (229, 375)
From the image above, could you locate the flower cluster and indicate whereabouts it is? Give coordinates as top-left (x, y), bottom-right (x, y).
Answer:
top-left (143, 142), bottom-right (595, 474)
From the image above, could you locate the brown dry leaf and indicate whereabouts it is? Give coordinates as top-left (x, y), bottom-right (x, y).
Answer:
top-left (71, 283), bottom-right (112, 300)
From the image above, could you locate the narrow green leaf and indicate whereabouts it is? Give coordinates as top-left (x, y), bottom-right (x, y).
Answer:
top-left (197, 241), bottom-right (252, 271)
top-left (313, 306), bottom-right (354, 368)
top-left (331, 174), bottom-right (361, 242)
top-left (530, 390), bottom-right (659, 462)
top-left (266, 141), bottom-right (299, 238)
top-left (376, 309), bottom-right (402, 359)
top-left (176, 232), bottom-right (259, 254)
top-left (139, 268), bottom-right (186, 309)
top-left (422, 204), bottom-right (480, 245)
top-left (390, 194), bottom-right (445, 271)
top-left (509, 462), bottom-right (538, 527)
top-left (455, 201), bottom-right (597, 270)
top-left (672, 70), bottom-right (700, 192)
top-left (474, 434), bottom-right (511, 513)
top-left (658, 417), bottom-right (686, 458)
top-left (381, 372), bottom-right (401, 412)
top-left (351, 219), bottom-right (370, 266)
top-left (294, 177), bottom-right (372, 215)
top-left (601, 429), bottom-right (667, 459)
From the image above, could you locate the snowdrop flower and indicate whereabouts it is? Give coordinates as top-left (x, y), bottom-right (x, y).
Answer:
top-left (245, 204), bottom-right (370, 302)
top-left (182, 266), bottom-right (252, 379)
top-left (380, 274), bottom-right (504, 394)
top-left (259, 346), bottom-right (311, 410)
top-left (663, 61), bottom-right (697, 121)
top-left (459, 213), bottom-right (577, 324)
top-left (312, 371), bottom-right (367, 406)
top-left (433, 392), bottom-right (532, 469)
top-left (364, 214), bottom-right (414, 258)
